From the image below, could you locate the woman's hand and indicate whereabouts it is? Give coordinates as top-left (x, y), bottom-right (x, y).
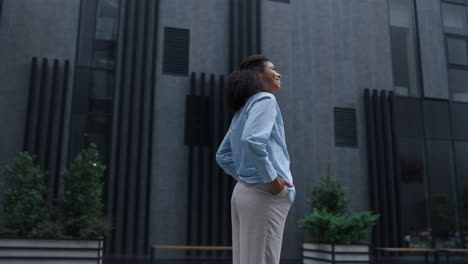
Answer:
top-left (268, 177), bottom-right (293, 195)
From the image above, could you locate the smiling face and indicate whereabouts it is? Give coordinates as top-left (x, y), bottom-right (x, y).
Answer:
top-left (258, 61), bottom-right (282, 93)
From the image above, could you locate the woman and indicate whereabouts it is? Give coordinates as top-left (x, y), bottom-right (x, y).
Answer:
top-left (216, 55), bottom-right (295, 264)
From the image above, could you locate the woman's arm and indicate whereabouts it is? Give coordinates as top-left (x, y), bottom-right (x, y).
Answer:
top-left (241, 96), bottom-right (292, 194)
top-left (240, 96), bottom-right (278, 183)
top-left (216, 130), bottom-right (240, 181)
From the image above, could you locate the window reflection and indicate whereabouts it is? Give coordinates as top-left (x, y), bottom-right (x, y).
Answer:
top-left (426, 140), bottom-right (461, 248)
top-left (447, 38), bottom-right (468, 65)
top-left (94, 0), bottom-right (119, 67)
top-left (442, 2), bottom-right (468, 103)
top-left (448, 68), bottom-right (468, 102)
top-left (71, 0), bottom-right (120, 163)
top-left (398, 138), bottom-right (429, 248)
top-left (93, 40), bottom-right (116, 67)
top-left (87, 113), bottom-right (111, 160)
top-left (454, 141), bottom-right (468, 247)
top-left (388, 0), bottom-right (421, 97)
top-left (400, 155), bottom-right (424, 183)
top-left (89, 70), bottom-right (114, 114)
top-left (442, 3), bottom-right (468, 35)
top-left (95, 0), bottom-right (119, 40)
top-left (91, 70), bottom-right (114, 101)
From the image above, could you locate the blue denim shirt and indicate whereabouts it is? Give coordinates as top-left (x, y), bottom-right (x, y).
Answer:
top-left (216, 92), bottom-right (295, 202)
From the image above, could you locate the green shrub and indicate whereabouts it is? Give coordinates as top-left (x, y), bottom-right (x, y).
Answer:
top-left (0, 152), bottom-right (60, 237)
top-left (298, 209), bottom-right (378, 244)
top-left (311, 175), bottom-right (347, 215)
top-left (63, 144), bottom-right (108, 239)
top-left (298, 175), bottom-right (379, 244)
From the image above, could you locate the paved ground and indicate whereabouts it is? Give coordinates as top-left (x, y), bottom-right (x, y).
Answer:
top-left (104, 255), bottom-right (468, 264)
top-left (105, 258), bottom-right (468, 264)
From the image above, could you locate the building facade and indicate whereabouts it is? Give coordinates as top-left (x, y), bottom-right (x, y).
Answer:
top-left (1, 0), bottom-right (468, 262)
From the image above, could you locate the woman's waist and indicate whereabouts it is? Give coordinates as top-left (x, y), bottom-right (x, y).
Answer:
top-left (237, 173), bottom-right (293, 185)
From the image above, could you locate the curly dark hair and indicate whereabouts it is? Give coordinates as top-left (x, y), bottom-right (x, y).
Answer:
top-left (225, 55), bottom-right (270, 112)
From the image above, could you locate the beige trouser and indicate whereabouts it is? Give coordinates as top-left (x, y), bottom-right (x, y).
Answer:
top-left (231, 181), bottom-right (292, 264)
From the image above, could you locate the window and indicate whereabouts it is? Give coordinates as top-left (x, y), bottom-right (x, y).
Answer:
top-left (451, 102), bottom-right (468, 140)
top-left (446, 37), bottom-right (468, 65)
top-left (398, 138), bottom-right (429, 247)
top-left (443, 3), bottom-right (468, 34)
top-left (70, 0), bottom-right (121, 161)
top-left (388, 0), bottom-right (422, 97)
top-left (454, 141), bottom-right (468, 247)
top-left (426, 140), bottom-right (460, 248)
top-left (448, 68), bottom-right (468, 101)
top-left (442, 1), bottom-right (468, 102)
top-left (393, 97), bottom-right (466, 248)
top-left (94, 0), bottom-right (119, 68)
top-left (423, 100), bottom-right (451, 140)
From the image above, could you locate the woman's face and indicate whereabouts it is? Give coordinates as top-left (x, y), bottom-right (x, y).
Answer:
top-left (259, 61), bottom-right (282, 93)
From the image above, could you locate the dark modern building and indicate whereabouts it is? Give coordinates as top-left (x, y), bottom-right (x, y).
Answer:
top-left (1, 0), bottom-right (468, 263)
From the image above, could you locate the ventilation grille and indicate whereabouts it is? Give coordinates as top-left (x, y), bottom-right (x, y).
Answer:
top-left (163, 27), bottom-right (189, 75)
top-left (0, 0), bottom-right (3, 23)
top-left (334, 107), bottom-right (358, 148)
top-left (269, 0), bottom-right (290, 3)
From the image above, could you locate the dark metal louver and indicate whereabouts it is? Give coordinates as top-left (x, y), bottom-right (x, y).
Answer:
top-left (229, 0), bottom-right (262, 71)
top-left (185, 72), bottom-right (234, 257)
top-left (185, 95), bottom-right (210, 145)
top-left (334, 107), bottom-right (358, 147)
top-left (364, 89), bottom-right (400, 249)
top-left (24, 57), bottom-right (71, 204)
top-left (105, 0), bottom-right (160, 257)
top-left (163, 27), bottom-right (189, 75)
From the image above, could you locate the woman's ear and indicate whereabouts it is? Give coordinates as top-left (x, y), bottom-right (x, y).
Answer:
top-left (257, 71), bottom-right (264, 81)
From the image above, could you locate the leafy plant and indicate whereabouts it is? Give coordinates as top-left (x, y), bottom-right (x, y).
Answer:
top-left (298, 209), bottom-right (378, 244)
top-left (298, 174), bottom-right (379, 244)
top-left (431, 194), bottom-right (456, 234)
top-left (311, 175), bottom-right (347, 215)
top-left (460, 187), bottom-right (468, 216)
top-left (0, 152), bottom-right (60, 237)
top-left (63, 144), bottom-right (108, 239)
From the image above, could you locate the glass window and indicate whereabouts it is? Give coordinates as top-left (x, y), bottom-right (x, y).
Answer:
top-left (454, 141), bottom-right (468, 246)
top-left (394, 97), bottom-right (423, 138)
top-left (389, 0), bottom-right (421, 97)
top-left (72, 67), bottom-right (92, 115)
top-left (398, 138), bottom-right (429, 248)
top-left (448, 68), bottom-right (468, 102)
top-left (426, 140), bottom-right (460, 248)
top-left (442, 3), bottom-right (468, 35)
top-left (447, 38), bottom-right (468, 65)
top-left (95, 0), bottom-right (119, 41)
top-left (90, 70), bottom-right (114, 114)
top-left (93, 0), bottom-right (119, 67)
top-left (87, 113), bottom-right (111, 159)
top-left (93, 40), bottom-right (116, 67)
top-left (91, 70), bottom-right (114, 100)
top-left (423, 100), bottom-right (451, 140)
top-left (70, 0), bottom-right (120, 163)
top-left (451, 102), bottom-right (468, 141)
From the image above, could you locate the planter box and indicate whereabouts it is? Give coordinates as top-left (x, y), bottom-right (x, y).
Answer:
top-left (0, 238), bottom-right (103, 264)
top-left (303, 243), bottom-right (370, 264)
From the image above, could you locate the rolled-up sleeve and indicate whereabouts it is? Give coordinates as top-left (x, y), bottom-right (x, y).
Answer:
top-left (216, 130), bottom-right (240, 181)
top-left (240, 96), bottom-right (278, 183)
